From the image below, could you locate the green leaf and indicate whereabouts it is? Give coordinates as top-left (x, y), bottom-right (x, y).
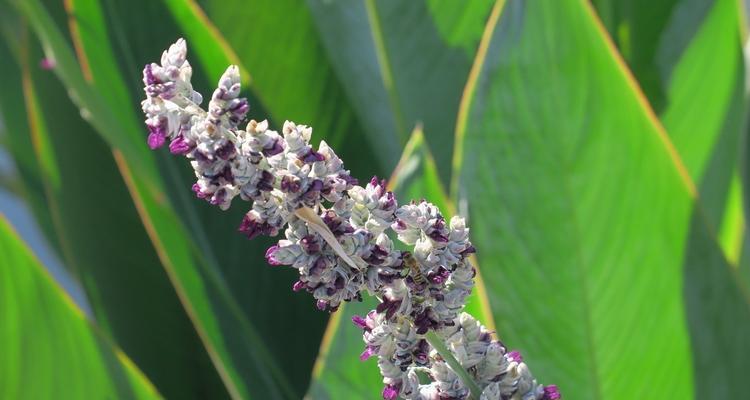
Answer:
top-left (14, 0), bottom-right (296, 398)
top-left (307, 126), bottom-right (495, 398)
top-left (453, 0), bottom-right (749, 397)
top-left (591, 0), bottom-right (716, 114)
top-left (0, 215), bottom-right (160, 399)
top-left (6, 18), bottom-right (228, 399)
top-left (305, 0), bottom-right (494, 182)
top-left (0, 26), bottom-right (60, 253)
top-left (165, 0), bottom-right (382, 177)
top-left (592, 0), bottom-right (748, 267)
top-left (682, 208), bottom-right (750, 399)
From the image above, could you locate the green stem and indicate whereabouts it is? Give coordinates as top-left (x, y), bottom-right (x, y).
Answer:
top-left (425, 330), bottom-right (483, 399)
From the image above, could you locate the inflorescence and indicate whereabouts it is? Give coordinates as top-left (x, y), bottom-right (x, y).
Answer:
top-left (141, 39), bottom-right (560, 400)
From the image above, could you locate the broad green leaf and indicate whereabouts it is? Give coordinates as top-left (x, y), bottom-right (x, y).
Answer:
top-left (308, 126), bottom-right (494, 398)
top-left (592, 0), bottom-right (716, 113)
top-left (0, 214), bottom-right (160, 399)
top-left (15, 0), bottom-right (295, 398)
top-left (305, 0), bottom-right (494, 182)
top-left (682, 209), bottom-right (750, 399)
top-left (719, 173), bottom-right (746, 265)
top-left (6, 17), bottom-right (228, 399)
top-left (71, 0), bottom-right (347, 393)
top-left (592, 0), bottom-right (748, 266)
top-left (454, 0), bottom-right (748, 397)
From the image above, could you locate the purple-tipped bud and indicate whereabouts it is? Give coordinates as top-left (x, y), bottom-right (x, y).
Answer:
top-left (209, 189), bottom-right (227, 206)
top-left (543, 385), bottom-right (561, 399)
top-left (352, 315), bottom-right (368, 329)
top-left (507, 350), bottom-right (522, 363)
top-left (461, 244), bottom-right (476, 255)
top-left (192, 183), bottom-right (209, 199)
top-left (40, 58), bottom-right (55, 70)
top-left (429, 267), bottom-right (451, 285)
top-left (300, 235), bottom-right (320, 254)
top-left (292, 281), bottom-right (306, 292)
top-left (316, 299), bottom-right (328, 311)
top-left (257, 170), bottom-right (274, 192)
top-left (265, 245), bottom-right (282, 266)
top-left (263, 138), bottom-right (284, 157)
top-left (215, 141), bottom-right (236, 160)
top-left (382, 385), bottom-right (399, 400)
top-left (359, 346), bottom-right (376, 361)
top-left (280, 176), bottom-right (301, 193)
top-left (238, 214), bottom-right (261, 239)
top-left (301, 148), bottom-right (325, 163)
top-left (169, 135), bottom-right (193, 155)
top-left (339, 173), bottom-right (358, 186)
top-left (428, 230), bottom-right (449, 243)
top-left (147, 132), bottom-right (166, 149)
top-left (143, 63), bottom-right (159, 85)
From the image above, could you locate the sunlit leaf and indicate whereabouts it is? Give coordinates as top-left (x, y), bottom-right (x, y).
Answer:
top-left (454, 0), bottom-right (749, 397)
top-left (0, 215), bottom-right (160, 399)
top-left (305, 0), bottom-right (494, 181)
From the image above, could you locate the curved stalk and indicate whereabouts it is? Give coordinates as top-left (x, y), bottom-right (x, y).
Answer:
top-left (425, 330), bottom-right (482, 399)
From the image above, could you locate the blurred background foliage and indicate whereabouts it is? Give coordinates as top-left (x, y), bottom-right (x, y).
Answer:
top-left (0, 0), bottom-right (749, 399)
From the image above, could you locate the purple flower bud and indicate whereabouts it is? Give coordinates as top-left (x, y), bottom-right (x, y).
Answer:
top-left (257, 170), bottom-right (274, 191)
top-left (147, 132), bottom-right (167, 149)
top-left (265, 245), bottom-right (282, 266)
top-left (292, 281), bottom-right (306, 292)
top-left (40, 57), bottom-right (55, 70)
top-left (316, 299), bottom-right (328, 310)
top-left (143, 63), bottom-right (159, 85)
top-left (300, 148), bottom-right (325, 163)
top-left (461, 244), bottom-right (476, 255)
top-left (507, 350), bottom-right (522, 363)
top-left (304, 179), bottom-right (323, 197)
top-left (359, 346), bottom-right (376, 361)
top-left (429, 267), bottom-right (451, 285)
top-left (263, 138), bottom-right (284, 157)
top-left (215, 141), bottom-right (236, 160)
top-left (382, 385), bottom-right (399, 400)
top-left (238, 214), bottom-right (262, 239)
top-left (310, 257), bottom-right (327, 276)
top-left (543, 385), bottom-right (561, 399)
top-left (209, 189), bottom-right (227, 206)
top-left (280, 176), bottom-right (301, 193)
top-left (169, 135), bottom-right (193, 155)
top-left (300, 235), bottom-right (320, 254)
top-left (351, 315), bottom-right (368, 329)
top-left (339, 173), bottom-right (358, 186)
top-left (192, 183), bottom-right (209, 199)
top-left (428, 230), bottom-right (449, 243)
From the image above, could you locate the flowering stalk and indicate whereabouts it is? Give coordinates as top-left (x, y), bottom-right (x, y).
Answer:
top-left (141, 39), bottom-right (560, 400)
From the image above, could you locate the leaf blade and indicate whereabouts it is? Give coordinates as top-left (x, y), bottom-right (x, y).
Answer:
top-left (0, 214), bottom-right (160, 400)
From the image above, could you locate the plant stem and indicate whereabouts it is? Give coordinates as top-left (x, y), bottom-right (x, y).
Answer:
top-left (425, 330), bottom-right (483, 399)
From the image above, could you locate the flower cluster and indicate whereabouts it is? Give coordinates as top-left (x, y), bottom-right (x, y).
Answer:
top-left (141, 39), bottom-right (559, 400)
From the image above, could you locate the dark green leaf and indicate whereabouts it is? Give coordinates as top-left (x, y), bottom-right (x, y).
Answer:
top-left (0, 215), bottom-right (160, 399)
top-left (305, 0), bottom-right (494, 182)
top-left (8, 21), bottom-right (227, 398)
